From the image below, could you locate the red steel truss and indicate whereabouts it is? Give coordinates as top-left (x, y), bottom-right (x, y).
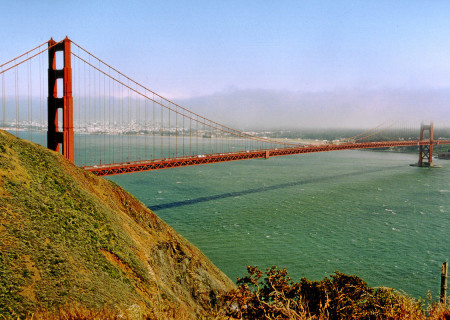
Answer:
top-left (84, 139), bottom-right (450, 177)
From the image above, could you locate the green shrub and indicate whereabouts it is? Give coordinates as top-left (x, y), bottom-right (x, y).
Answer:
top-left (223, 266), bottom-right (427, 320)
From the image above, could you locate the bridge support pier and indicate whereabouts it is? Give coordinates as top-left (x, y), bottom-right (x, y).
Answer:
top-left (47, 37), bottom-right (74, 163)
top-left (411, 123), bottom-right (434, 167)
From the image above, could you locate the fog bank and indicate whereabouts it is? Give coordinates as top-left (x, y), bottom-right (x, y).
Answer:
top-left (175, 88), bottom-right (450, 130)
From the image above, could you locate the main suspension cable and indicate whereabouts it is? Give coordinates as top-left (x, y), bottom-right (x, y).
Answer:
top-left (0, 40), bottom-right (63, 75)
top-left (71, 51), bottom-right (299, 148)
top-left (70, 41), bottom-right (300, 147)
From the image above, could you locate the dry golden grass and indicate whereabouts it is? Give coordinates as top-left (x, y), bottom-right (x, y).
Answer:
top-left (13, 300), bottom-right (449, 320)
top-left (427, 301), bottom-right (450, 320)
top-left (16, 302), bottom-right (198, 320)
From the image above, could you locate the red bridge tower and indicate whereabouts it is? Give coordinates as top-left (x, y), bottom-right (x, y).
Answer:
top-left (47, 37), bottom-right (74, 163)
top-left (415, 122), bottom-right (434, 167)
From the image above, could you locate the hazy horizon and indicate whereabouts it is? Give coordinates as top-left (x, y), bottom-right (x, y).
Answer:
top-left (175, 87), bottom-right (449, 130)
top-left (1, 1), bottom-right (450, 131)
top-left (1, 86), bottom-right (449, 131)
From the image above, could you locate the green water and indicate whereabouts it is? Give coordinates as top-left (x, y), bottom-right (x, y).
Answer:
top-left (10, 130), bottom-right (450, 297)
top-left (108, 150), bottom-right (449, 299)
top-left (8, 131), bottom-right (449, 298)
top-left (10, 130), bottom-right (450, 298)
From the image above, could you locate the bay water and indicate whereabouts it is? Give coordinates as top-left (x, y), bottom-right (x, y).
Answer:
top-left (9, 131), bottom-right (448, 298)
top-left (107, 149), bottom-right (449, 299)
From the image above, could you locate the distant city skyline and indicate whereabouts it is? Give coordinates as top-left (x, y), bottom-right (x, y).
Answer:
top-left (1, 1), bottom-right (449, 128)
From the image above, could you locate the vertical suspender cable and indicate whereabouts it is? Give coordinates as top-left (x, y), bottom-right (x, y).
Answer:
top-left (84, 56), bottom-right (87, 165)
top-left (152, 94), bottom-right (155, 159)
top-left (15, 65), bottom-right (18, 135)
top-left (27, 54), bottom-right (31, 142)
top-left (110, 68), bottom-right (113, 163)
top-left (127, 80), bottom-right (130, 161)
top-left (1, 66), bottom-right (5, 130)
top-left (182, 109), bottom-right (185, 157)
top-left (103, 62), bottom-right (106, 164)
top-left (135, 83), bottom-right (139, 160)
top-left (76, 49), bottom-right (80, 164)
top-left (189, 116), bottom-right (192, 156)
top-left (168, 103), bottom-right (171, 157)
top-left (88, 55), bottom-right (92, 165)
top-left (39, 51), bottom-right (43, 146)
top-left (107, 66), bottom-right (110, 163)
top-left (121, 75), bottom-right (124, 162)
top-left (30, 54), bottom-right (33, 143)
top-left (175, 104), bottom-right (178, 157)
top-left (145, 89), bottom-right (148, 160)
top-left (160, 98), bottom-right (163, 159)
top-left (111, 67), bottom-right (117, 163)
top-left (195, 115), bottom-right (198, 156)
top-left (93, 55), bottom-right (97, 164)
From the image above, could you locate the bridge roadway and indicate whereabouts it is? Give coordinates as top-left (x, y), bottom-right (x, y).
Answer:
top-left (84, 139), bottom-right (450, 176)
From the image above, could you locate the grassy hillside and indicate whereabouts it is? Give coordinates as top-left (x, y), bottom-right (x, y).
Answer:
top-left (0, 130), bottom-right (234, 319)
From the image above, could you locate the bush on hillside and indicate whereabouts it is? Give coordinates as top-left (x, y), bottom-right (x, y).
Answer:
top-left (11, 266), bottom-right (450, 319)
top-left (222, 266), bottom-right (431, 320)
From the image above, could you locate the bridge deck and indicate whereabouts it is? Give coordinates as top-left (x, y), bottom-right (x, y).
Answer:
top-left (84, 139), bottom-right (450, 176)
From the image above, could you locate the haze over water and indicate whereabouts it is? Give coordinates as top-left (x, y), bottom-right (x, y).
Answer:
top-left (108, 149), bottom-right (449, 299)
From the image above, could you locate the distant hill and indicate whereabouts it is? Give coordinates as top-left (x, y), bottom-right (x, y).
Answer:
top-left (0, 130), bottom-right (234, 318)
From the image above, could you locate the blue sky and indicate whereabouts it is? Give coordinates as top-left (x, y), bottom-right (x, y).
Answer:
top-left (1, 0), bottom-right (450, 127)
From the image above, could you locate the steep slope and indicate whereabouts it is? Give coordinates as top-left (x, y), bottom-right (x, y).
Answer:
top-left (0, 130), bottom-right (234, 318)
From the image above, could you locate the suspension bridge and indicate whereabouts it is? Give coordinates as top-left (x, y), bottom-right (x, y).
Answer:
top-left (1, 37), bottom-right (449, 177)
